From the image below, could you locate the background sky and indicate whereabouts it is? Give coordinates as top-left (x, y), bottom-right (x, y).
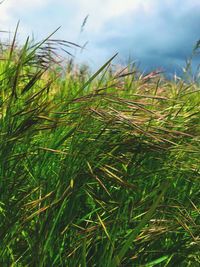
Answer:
top-left (0, 0), bottom-right (200, 75)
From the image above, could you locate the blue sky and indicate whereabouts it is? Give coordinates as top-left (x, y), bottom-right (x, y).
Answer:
top-left (0, 0), bottom-right (199, 75)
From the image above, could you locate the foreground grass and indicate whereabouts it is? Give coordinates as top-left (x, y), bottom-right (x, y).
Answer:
top-left (0, 32), bottom-right (200, 266)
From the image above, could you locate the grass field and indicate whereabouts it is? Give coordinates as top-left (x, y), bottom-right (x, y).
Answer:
top-left (0, 29), bottom-right (200, 266)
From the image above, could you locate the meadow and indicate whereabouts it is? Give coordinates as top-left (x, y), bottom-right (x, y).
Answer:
top-left (0, 27), bottom-right (200, 266)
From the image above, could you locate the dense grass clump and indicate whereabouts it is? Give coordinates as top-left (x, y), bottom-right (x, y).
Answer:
top-left (0, 30), bottom-right (200, 266)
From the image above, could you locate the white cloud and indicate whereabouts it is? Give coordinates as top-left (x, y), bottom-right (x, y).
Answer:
top-left (0, 0), bottom-right (49, 26)
top-left (67, 0), bottom-right (155, 33)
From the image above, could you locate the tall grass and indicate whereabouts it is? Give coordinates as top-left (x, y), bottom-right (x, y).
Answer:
top-left (0, 29), bottom-right (200, 266)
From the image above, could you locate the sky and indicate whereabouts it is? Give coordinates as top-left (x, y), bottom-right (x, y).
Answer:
top-left (0, 0), bottom-right (200, 75)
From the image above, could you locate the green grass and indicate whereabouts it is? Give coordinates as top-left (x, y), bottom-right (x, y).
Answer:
top-left (0, 30), bottom-right (200, 267)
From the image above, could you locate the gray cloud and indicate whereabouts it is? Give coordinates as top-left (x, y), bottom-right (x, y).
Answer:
top-left (91, 1), bottom-right (200, 75)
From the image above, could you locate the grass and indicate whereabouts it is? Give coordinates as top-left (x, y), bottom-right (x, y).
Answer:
top-left (0, 29), bottom-right (200, 266)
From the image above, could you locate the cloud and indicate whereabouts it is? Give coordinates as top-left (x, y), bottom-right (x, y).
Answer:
top-left (0, 0), bottom-right (199, 74)
top-left (90, 0), bottom-right (200, 73)
top-left (0, 0), bottom-right (52, 41)
top-left (0, 0), bottom-right (49, 23)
